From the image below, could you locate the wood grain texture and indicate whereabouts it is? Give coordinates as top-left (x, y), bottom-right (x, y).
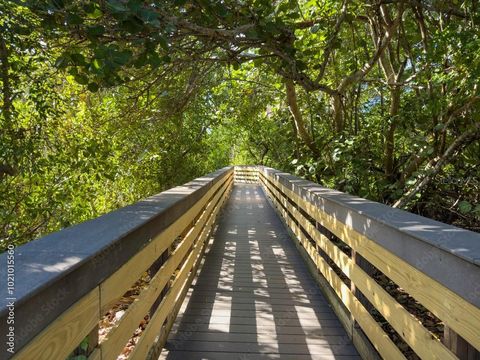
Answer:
top-left (19, 166), bottom-right (477, 360)
top-left (93, 177), bottom-right (232, 360)
top-left (147, 181), bottom-right (235, 360)
top-left (14, 288), bottom-right (100, 360)
top-left (261, 173), bottom-right (457, 360)
top-left (261, 170), bottom-right (480, 353)
top-left (160, 185), bottom-right (360, 360)
top-left (129, 178), bottom-right (231, 359)
top-left (261, 178), bottom-right (405, 360)
top-left (1, 168), bottom-right (234, 358)
top-left (234, 166), bottom-right (259, 184)
top-left (99, 172), bottom-right (231, 311)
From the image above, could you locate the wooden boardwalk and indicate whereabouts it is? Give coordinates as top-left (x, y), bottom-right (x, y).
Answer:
top-left (160, 184), bottom-right (360, 360)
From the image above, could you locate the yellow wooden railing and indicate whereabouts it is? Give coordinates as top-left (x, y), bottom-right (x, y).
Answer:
top-left (250, 166), bottom-right (480, 360)
top-left (4, 168), bottom-right (233, 360)
top-left (233, 165), bottom-right (258, 183)
top-left (3, 165), bottom-right (479, 360)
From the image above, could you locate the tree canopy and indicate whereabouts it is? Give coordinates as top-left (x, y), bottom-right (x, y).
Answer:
top-left (1, 0), bottom-right (479, 249)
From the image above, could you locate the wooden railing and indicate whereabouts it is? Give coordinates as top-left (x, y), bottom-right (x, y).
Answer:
top-left (0, 167), bottom-right (233, 360)
top-left (233, 165), bottom-right (258, 183)
top-left (255, 166), bottom-right (480, 360)
top-left (2, 165), bottom-right (479, 360)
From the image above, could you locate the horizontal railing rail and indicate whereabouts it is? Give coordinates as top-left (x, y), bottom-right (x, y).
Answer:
top-left (233, 165), bottom-right (259, 184)
top-left (2, 164), bottom-right (479, 360)
top-left (255, 166), bottom-right (480, 360)
top-left (0, 167), bottom-right (234, 360)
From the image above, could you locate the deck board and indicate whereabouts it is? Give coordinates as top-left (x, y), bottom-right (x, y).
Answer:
top-left (160, 184), bottom-right (360, 360)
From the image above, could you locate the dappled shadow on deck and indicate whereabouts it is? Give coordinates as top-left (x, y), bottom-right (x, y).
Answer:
top-left (160, 185), bottom-right (360, 360)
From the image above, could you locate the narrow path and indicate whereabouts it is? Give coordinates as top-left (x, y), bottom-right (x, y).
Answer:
top-left (160, 184), bottom-right (360, 360)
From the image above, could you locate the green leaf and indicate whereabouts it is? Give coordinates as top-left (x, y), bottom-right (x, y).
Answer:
top-left (406, 178), bottom-right (416, 186)
top-left (245, 29), bottom-right (259, 39)
top-left (358, 39), bottom-right (367, 47)
top-left (134, 53), bottom-right (148, 67)
top-left (87, 82), bottom-right (99, 92)
top-left (55, 55), bottom-right (68, 68)
top-left (120, 17), bottom-right (143, 33)
top-left (70, 53), bottom-right (86, 66)
top-left (80, 336), bottom-right (89, 351)
top-left (215, 3), bottom-right (229, 17)
top-left (473, 204), bottom-right (480, 215)
top-left (253, 58), bottom-right (263, 67)
top-left (87, 25), bottom-right (105, 37)
top-left (85, 3), bottom-right (103, 19)
top-left (276, 2), bottom-right (293, 14)
top-left (165, 22), bottom-right (176, 33)
top-left (69, 356), bottom-right (87, 360)
top-left (310, 24), bottom-right (321, 34)
top-left (91, 58), bottom-right (103, 71)
top-left (158, 36), bottom-right (169, 51)
top-left (147, 53), bottom-right (161, 66)
top-left (107, 0), bottom-right (129, 13)
top-left (458, 200), bottom-right (472, 214)
top-left (127, 0), bottom-right (143, 12)
top-left (66, 13), bottom-right (84, 25)
top-left (112, 50), bottom-right (132, 65)
top-left (138, 9), bottom-right (160, 26)
top-left (296, 60), bottom-right (307, 71)
top-left (161, 55), bottom-right (171, 63)
top-left (89, 8), bottom-right (103, 19)
top-left (74, 73), bottom-right (89, 85)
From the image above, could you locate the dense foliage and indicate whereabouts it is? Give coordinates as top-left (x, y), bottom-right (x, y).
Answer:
top-left (1, 0), bottom-right (479, 249)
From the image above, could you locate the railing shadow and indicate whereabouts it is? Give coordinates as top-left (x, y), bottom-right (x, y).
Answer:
top-left (161, 184), bottom-right (358, 359)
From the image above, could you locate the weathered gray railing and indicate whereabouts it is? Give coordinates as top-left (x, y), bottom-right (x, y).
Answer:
top-left (2, 165), bottom-right (479, 360)
top-left (0, 167), bottom-right (233, 360)
top-left (239, 165), bottom-right (480, 360)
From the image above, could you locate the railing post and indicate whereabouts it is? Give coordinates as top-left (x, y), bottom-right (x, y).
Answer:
top-left (351, 251), bottom-right (374, 304)
top-left (444, 327), bottom-right (480, 360)
top-left (350, 250), bottom-right (374, 329)
top-left (86, 324), bottom-right (99, 355)
top-left (69, 324), bottom-right (99, 358)
top-left (148, 246), bottom-right (171, 315)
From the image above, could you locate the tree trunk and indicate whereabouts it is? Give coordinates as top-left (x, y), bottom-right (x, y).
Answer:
top-left (331, 93), bottom-right (344, 133)
top-left (0, 35), bottom-right (16, 179)
top-left (384, 87), bottom-right (401, 181)
top-left (285, 78), bottom-right (320, 156)
top-left (354, 84), bottom-right (361, 135)
top-left (0, 36), bottom-right (11, 125)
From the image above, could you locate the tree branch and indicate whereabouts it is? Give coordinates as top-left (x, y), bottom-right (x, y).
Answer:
top-left (394, 122), bottom-right (480, 208)
top-left (315, 0), bottom-right (348, 82)
top-left (337, 2), bottom-right (404, 93)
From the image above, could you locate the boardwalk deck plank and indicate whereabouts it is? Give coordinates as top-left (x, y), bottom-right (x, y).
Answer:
top-left (160, 184), bottom-right (360, 360)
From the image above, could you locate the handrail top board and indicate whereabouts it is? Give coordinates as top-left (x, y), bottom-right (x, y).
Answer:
top-left (259, 166), bottom-right (480, 308)
top-left (2, 164), bottom-right (479, 355)
top-left (259, 167), bottom-right (480, 265)
top-left (0, 166), bottom-right (232, 351)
